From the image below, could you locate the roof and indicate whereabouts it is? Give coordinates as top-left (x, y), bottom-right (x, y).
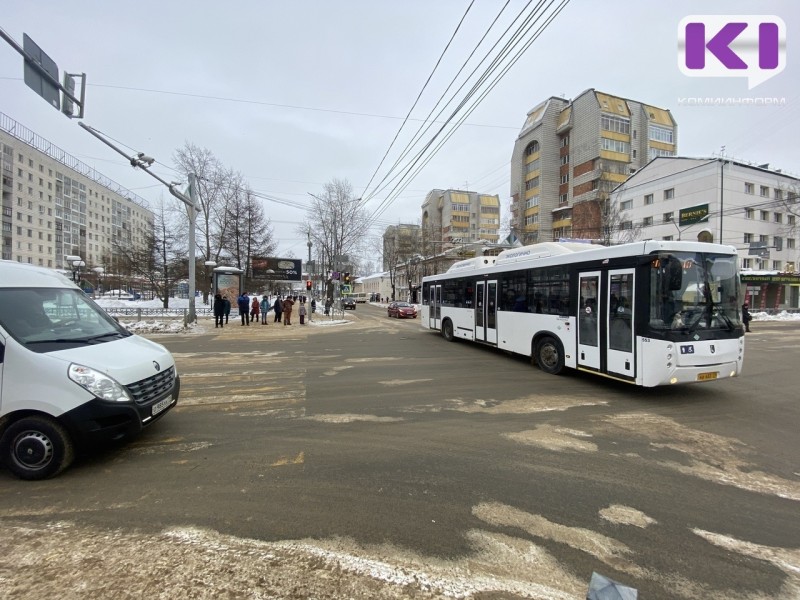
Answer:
top-left (0, 261), bottom-right (78, 289)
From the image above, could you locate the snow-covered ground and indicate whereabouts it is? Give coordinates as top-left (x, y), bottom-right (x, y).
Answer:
top-left (93, 296), bottom-right (799, 335)
top-left (94, 296), bottom-right (360, 334)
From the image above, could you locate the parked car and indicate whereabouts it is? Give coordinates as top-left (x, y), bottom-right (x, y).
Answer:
top-left (388, 301), bottom-right (417, 319)
top-left (342, 297), bottom-right (357, 310)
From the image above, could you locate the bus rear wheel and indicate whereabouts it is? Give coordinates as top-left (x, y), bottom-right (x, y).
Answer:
top-left (441, 319), bottom-right (455, 342)
top-left (535, 336), bottom-right (564, 375)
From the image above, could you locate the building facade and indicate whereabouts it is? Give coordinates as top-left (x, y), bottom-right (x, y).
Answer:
top-left (510, 89), bottom-right (677, 244)
top-left (382, 223), bottom-right (420, 270)
top-left (420, 189), bottom-right (501, 252)
top-left (611, 156), bottom-right (800, 309)
top-left (1, 113), bottom-right (152, 280)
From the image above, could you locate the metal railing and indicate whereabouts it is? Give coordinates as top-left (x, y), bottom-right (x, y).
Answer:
top-left (104, 307), bottom-right (213, 320)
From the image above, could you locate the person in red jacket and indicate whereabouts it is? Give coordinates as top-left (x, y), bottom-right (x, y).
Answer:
top-left (250, 295), bottom-right (260, 325)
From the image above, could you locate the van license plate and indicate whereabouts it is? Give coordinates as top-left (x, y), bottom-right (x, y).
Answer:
top-left (697, 372), bottom-right (718, 381)
top-left (152, 398), bottom-right (173, 416)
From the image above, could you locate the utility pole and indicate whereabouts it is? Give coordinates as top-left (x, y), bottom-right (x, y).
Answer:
top-left (307, 231), bottom-right (313, 322)
top-left (77, 122), bottom-right (202, 324)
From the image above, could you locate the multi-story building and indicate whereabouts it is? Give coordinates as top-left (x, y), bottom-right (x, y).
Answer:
top-left (420, 189), bottom-right (500, 252)
top-left (382, 223), bottom-right (420, 270)
top-left (510, 89), bottom-right (677, 244)
top-left (611, 156), bottom-right (800, 309)
top-left (1, 113), bottom-right (152, 279)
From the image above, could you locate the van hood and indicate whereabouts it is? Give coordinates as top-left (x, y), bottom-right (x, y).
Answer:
top-left (49, 334), bottom-right (176, 385)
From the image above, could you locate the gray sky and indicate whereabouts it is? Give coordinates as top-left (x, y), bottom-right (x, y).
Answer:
top-left (2, 1), bottom-right (797, 259)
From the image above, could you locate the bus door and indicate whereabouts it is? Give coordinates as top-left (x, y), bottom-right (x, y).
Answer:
top-left (606, 269), bottom-right (635, 378)
top-left (577, 272), bottom-right (600, 371)
top-left (428, 284), bottom-right (441, 330)
top-left (475, 280), bottom-right (498, 344)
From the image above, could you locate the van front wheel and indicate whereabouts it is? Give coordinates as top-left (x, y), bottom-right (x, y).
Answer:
top-left (1, 416), bottom-right (75, 480)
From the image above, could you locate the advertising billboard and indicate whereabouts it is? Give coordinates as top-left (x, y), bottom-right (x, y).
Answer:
top-left (251, 257), bottom-right (302, 282)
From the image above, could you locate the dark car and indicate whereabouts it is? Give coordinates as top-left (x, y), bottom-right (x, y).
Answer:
top-left (342, 297), bottom-right (357, 310)
top-left (387, 301), bottom-right (417, 319)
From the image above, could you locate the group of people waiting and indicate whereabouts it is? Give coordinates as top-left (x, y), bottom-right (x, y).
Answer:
top-left (212, 293), bottom-right (313, 328)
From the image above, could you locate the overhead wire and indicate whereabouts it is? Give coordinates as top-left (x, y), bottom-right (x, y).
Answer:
top-left (366, 0), bottom-right (570, 226)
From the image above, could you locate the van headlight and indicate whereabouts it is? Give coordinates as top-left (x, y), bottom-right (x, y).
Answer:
top-left (69, 364), bottom-right (132, 402)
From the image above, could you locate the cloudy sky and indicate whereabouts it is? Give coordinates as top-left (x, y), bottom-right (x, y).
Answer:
top-left (1, 1), bottom-right (797, 260)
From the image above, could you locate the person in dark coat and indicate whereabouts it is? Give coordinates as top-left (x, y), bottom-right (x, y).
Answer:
top-left (742, 303), bottom-right (752, 332)
top-left (273, 296), bottom-right (283, 323)
top-left (238, 293), bottom-right (250, 326)
top-left (222, 295), bottom-right (231, 324)
top-left (213, 293), bottom-right (225, 328)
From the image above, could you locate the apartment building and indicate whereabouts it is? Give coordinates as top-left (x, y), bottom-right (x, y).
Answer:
top-left (610, 156), bottom-right (800, 309)
top-left (1, 113), bottom-right (153, 276)
top-left (382, 223), bottom-right (420, 270)
top-left (509, 89), bottom-right (677, 244)
top-left (420, 188), bottom-right (500, 252)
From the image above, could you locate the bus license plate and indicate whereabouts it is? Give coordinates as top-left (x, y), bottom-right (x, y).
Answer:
top-left (152, 397), bottom-right (173, 416)
top-left (697, 372), bottom-right (718, 381)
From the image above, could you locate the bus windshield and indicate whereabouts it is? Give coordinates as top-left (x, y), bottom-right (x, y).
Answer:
top-left (649, 251), bottom-right (741, 333)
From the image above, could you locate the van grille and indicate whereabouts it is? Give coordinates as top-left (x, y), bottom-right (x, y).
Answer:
top-left (127, 367), bottom-right (175, 405)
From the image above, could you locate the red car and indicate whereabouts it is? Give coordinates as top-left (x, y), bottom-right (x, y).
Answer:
top-left (387, 302), bottom-right (417, 319)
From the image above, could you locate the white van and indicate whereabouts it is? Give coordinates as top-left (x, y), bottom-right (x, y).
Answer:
top-left (0, 261), bottom-right (180, 480)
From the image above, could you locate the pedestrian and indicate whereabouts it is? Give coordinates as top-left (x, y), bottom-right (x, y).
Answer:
top-left (283, 295), bottom-right (295, 326)
top-left (238, 292), bottom-right (250, 326)
top-left (273, 295), bottom-right (283, 323)
top-left (250, 295), bottom-right (260, 325)
top-left (213, 293), bottom-right (225, 328)
top-left (742, 302), bottom-right (752, 332)
top-left (311, 298), bottom-right (316, 314)
top-left (260, 295), bottom-right (270, 324)
top-left (299, 301), bottom-right (306, 325)
top-left (222, 295), bottom-right (231, 324)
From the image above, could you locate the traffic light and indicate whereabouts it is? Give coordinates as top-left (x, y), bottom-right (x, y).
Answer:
top-left (344, 272), bottom-right (351, 284)
top-left (306, 280), bottom-right (312, 290)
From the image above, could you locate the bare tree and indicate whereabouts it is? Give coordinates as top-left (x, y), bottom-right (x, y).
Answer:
top-left (113, 198), bottom-right (184, 308)
top-left (601, 197), bottom-right (642, 245)
top-left (223, 185), bottom-right (277, 289)
top-left (303, 178), bottom-right (370, 302)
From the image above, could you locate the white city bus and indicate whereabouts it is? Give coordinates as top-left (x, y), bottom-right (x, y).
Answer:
top-left (420, 241), bottom-right (745, 387)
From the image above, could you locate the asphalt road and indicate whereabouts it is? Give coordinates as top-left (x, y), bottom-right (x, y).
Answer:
top-left (1, 306), bottom-right (798, 599)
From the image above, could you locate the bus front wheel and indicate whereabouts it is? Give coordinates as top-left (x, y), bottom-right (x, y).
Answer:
top-left (441, 319), bottom-right (455, 342)
top-left (535, 336), bottom-right (564, 375)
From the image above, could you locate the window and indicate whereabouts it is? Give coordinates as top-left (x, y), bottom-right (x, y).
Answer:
top-left (745, 182), bottom-right (754, 194)
top-left (620, 221), bottom-right (632, 230)
top-left (775, 189), bottom-right (783, 200)
top-left (760, 185), bottom-right (770, 197)
top-left (774, 236), bottom-right (783, 251)
top-left (760, 234), bottom-right (769, 243)
top-left (559, 194), bottom-right (568, 204)
top-left (560, 155), bottom-right (569, 165)
top-left (643, 216), bottom-right (653, 226)
top-left (774, 212), bottom-right (782, 223)
top-left (788, 238), bottom-right (796, 249)
top-left (742, 258), bottom-right (752, 269)
top-left (644, 193), bottom-right (653, 205)
top-left (664, 188), bottom-right (675, 200)
top-left (761, 210), bottom-right (769, 221)
top-left (525, 177), bottom-right (540, 190)
top-left (648, 125), bottom-right (674, 143)
top-left (560, 174), bottom-right (569, 184)
top-left (525, 141), bottom-right (540, 156)
top-left (648, 147), bottom-right (675, 159)
top-left (525, 196), bottom-right (539, 209)
top-left (789, 215), bottom-right (796, 226)
top-left (663, 212), bottom-right (673, 223)
top-left (620, 200), bottom-right (633, 210)
top-left (601, 114), bottom-right (631, 134)
top-left (773, 261), bottom-right (782, 270)
top-left (600, 137), bottom-right (630, 154)
top-left (560, 136), bottom-right (569, 147)
top-left (743, 233), bottom-right (753, 243)
top-left (525, 158), bottom-right (540, 174)
top-left (663, 235), bottom-right (673, 241)
top-left (744, 208), bottom-right (754, 219)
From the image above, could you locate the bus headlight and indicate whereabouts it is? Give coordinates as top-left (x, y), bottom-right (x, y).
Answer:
top-left (69, 364), bottom-right (132, 402)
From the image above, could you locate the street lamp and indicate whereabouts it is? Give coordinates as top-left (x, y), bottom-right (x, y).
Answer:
top-left (64, 254), bottom-right (85, 284)
top-left (92, 266), bottom-right (105, 296)
top-left (307, 233), bottom-right (313, 322)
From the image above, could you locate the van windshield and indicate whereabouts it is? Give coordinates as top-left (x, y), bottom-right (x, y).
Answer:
top-left (0, 288), bottom-right (130, 351)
